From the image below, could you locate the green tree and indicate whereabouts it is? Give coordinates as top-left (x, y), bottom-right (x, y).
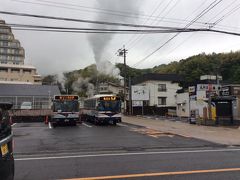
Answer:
top-left (42, 74), bottom-right (58, 85)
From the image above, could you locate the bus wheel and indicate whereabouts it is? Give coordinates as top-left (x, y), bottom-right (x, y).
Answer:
top-left (94, 118), bottom-right (99, 125)
top-left (72, 121), bottom-right (77, 126)
top-left (52, 122), bottom-right (57, 128)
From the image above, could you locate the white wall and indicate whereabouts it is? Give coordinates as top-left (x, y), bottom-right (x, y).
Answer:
top-left (190, 90), bottom-right (208, 119)
top-left (134, 80), bottom-right (181, 107)
top-left (176, 92), bottom-right (190, 117)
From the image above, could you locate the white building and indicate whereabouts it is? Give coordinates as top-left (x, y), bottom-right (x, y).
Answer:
top-left (176, 77), bottom-right (223, 119)
top-left (132, 73), bottom-right (182, 108)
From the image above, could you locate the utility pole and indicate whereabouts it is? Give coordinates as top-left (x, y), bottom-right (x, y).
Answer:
top-left (96, 72), bottom-right (99, 95)
top-left (118, 46), bottom-right (128, 114)
top-left (128, 76), bottom-right (132, 115)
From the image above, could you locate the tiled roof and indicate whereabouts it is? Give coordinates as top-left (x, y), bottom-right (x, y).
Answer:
top-left (132, 73), bottom-right (184, 85)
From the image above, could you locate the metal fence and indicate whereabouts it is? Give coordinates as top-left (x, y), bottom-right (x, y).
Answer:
top-left (0, 96), bottom-right (51, 109)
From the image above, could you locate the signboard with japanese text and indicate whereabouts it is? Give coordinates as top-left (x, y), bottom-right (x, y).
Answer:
top-left (131, 86), bottom-right (149, 101)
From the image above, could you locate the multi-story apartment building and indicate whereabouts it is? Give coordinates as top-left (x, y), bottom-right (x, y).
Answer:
top-left (0, 19), bottom-right (42, 84)
top-left (0, 64), bottom-right (42, 84)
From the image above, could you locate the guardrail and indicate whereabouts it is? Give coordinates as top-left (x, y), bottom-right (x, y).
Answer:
top-left (0, 96), bottom-right (51, 110)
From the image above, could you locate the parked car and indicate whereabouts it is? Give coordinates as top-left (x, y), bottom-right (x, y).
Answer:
top-left (20, 101), bottom-right (32, 109)
top-left (0, 102), bottom-right (14, 180)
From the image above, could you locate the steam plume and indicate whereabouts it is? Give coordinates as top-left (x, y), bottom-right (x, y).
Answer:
top-left (88, 0), bottom-right (139, 77)
top-left (72, 77), bottom-right (95, 97)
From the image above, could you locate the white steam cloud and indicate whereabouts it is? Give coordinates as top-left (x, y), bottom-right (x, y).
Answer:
top-left (72, 77), bottom-right (95, 97)
top-left (71, 1), bottom-right (139, 97)
top-left (88, 0), bottom-right (139, 77)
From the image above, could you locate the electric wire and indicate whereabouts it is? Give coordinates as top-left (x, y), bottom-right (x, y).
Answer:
top-left (127, 0), bottom-right (180, 50)
top-left (132, 0), bottom-right (224, 67)
top-left (4, 23), bottom-right (239, 36)
top-left (10, 0), bottom-right (240, 32)
top-left (7, 24), bottom-right (210, 34)
top-left (124, 0), bottom-right (165, 48)
top-left (163, 0), bottom-right (240, 59)
top-left (11, 0), bottom-right (210, 27)
top-left (0, 10), bottom-right (202, 30)
top-left (128, 0), bottom-right (209, 65)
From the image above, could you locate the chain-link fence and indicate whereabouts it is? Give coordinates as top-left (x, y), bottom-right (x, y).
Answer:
top-left (0, 96), bottom-right (52, 109)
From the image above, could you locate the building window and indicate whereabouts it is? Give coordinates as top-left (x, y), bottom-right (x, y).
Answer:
top-left (11, 69), bottom-right (20, 73)
top-left (3, 42), bottom-right (8, 46)
top-left (158, 84), bottom-right (166, 92)
top-left (158, 97), bottom-right (166, 105)
top-left (23, 69), bottom-right (32, 74)
top-left (100, 87), bottom-right (108, 91)
top-left (0, 68), bottom-right (8, 72)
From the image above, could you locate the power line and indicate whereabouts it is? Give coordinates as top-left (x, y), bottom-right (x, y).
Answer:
top-left (6, 23), bottom-right (211, 34)
top-left (3, 22), bottom-right (240, 36)
top-left (11, 0), bottom-right (211, 27)
top-left (128, 0), bottom-right (209, 65)
top-left (128, 0), bottom-right (174, 48)
top-left (127, 0), bottom-right (181, 50)
top-left (163, 1), bottom-right (240, 59)
top-left (150, 1), bottom-right (237, 64)
top-left (11, 28), bottom-right (200, 34)
top-left (13, 0), bottom-right (158, 19)
top-left (124, 0), bottom-right (165, 48)
top-left (212, 3), bottom-right (240, 25)
top-left (11, 0), bottom-right (240, 32)
top-left (0, 10), bottom-right (202, 30)
top-left (209, 29), bottom-right (240, 36)
top-left (7, 1), bottom-right (240, 32)
top-left (205, 0), bottom-right (237, 25)
top-left (109, 0), bottom-right (165, 68)
top-left (132, 0), bottom-right (223, 67)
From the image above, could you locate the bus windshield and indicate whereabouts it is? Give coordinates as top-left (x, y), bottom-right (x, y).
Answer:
top-left (53, 101), bottom-right (79, 112)
top-left (98, 100), bottom-right (121, 112)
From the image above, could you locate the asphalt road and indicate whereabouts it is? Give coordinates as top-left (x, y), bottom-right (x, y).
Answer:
top-left (12, 121), bottom-right (240, 180)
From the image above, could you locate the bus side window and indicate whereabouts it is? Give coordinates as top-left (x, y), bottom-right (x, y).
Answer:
top-left (98, 102), bottom-right (104, 111)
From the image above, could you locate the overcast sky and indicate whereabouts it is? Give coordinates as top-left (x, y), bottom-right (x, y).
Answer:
top-left (1, 0), bottom-right (240, 76)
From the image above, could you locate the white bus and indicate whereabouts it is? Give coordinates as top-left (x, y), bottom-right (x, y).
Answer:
top-left (82, 94), bottom-right (121, 125)
top-left (51, 95), bottom-right (80, 127)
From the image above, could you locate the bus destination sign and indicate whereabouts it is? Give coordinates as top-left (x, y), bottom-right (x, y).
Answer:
top-left (100, 96), bottom-right (119, 101)
top-left (55, 95), bottom-right (79, 100)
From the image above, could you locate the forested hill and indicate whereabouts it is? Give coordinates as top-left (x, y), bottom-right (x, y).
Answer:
top-left (117, 51), bottom-right (240, 87)
top-left (43, 51), bottom-right (240, 95)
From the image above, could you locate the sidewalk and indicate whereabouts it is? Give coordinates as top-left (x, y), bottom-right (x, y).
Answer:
top-left (123, 116), bottom-right (240, 146)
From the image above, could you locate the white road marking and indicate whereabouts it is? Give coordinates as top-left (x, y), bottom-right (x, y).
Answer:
top-left (11, 123), bottom-right (17, 127)
top-left (48, 122), bottom-right (52, 129)
top-left (12, 126), bottom-right (47, 130)
top-left (117, 123), bottom-right (128, 127)
top-left (82, 123), bottom-right (92, 128)
top-left (15, 148), bottom-right (240, 161)
top-left (14, 147), bottom-right (211, 157)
